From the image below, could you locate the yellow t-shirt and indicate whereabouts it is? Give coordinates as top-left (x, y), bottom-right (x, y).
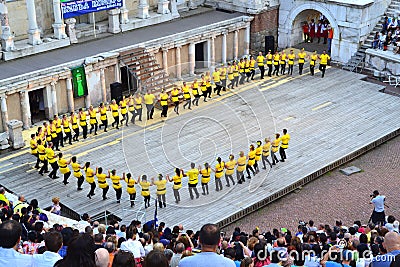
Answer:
top-left (71, 162), bottom-right (82, 178)
top-left (45, 147), bottom-right (56, 164)
top-left (201, 168), bottom-right (211, 183)
top-left (110, 174), bottom-right (122, 189)
top-left (320, 54), bottom-right (330, 65)
top-left (262, 142), bottom-right (271, 156)
top-left (272, 138), bottom-right (281, 153)
top-left (237, 156), bottom-right (246, 172)
top-left (144, 94), bottom-right (155, 105)
top-left (125, 177), bottom-right (136, 194)
top-left (85, 167), bottom-right (95, 184)
top-left (173, 174), bottom-right (183, 190)
top-left (257, 55), bottom-right (265, 66)
top-left (247, 150), bottom-right (256, 166)
top-left (97, 173), bottom-right (109, 189)
top-left (140, 181), bottom-right (150, 196)
top-left (214, 162), bottom-right (225, 179)
top-left (58, 158), bottom-right (70, 174)
top-left (255, 146), bottom-right (262, 161)
top-left (298, 52), bottom-right (306, 64)
top-left (154, 179), bottom-right (167, 195)
top-left (187, 168), bottom-right (199, 185)
top-left (281, 134), bottom-right (291, 149)
top-left (225, 160), bottom-right (236, 176)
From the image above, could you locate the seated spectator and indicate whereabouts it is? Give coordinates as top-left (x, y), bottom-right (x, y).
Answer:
top-left (112, 250), bottom-right (136, 267)
top-left (95, 248), bottom-right (110, 267)
top-left (170, 242), bottom-right (185, 267)
top-left (13, 195), bottom-right (29, 215)
top-left (23, 230), bottom-right (40, 254)
top-left (371, 232), bottom-right (400, 267)
top-left (32, 231), bottom-right (63, 267)
top-left (59, 227), bottom-right (73, 258)
top-left (120, 225), bottom-right (145, 265)
top-left (373, 32), bottom-right (380, 49)
top-left (164, 249), bottom-right (173, 265)
top-left (179, 223), bottom-right (235, 267)
top-left (145, 250), bottom-right (169, 267)
top-left (0, 187), bottom-right (10, 206)
top-left (53, 233), bottom-right (96, 267)
top-left (384, 32), bottom-right (393, 50)
top-left (49, 197), bottom-right (61, 215)
top-left (379, 31), bottom-right (386, 50)
top-left (0, 220), bottom-right (34, 266)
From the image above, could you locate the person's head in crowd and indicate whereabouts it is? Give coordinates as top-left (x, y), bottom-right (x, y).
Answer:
top-left (94, 233), bottom-right (104, 244)
top-left (61, 227), bottom-right (74, 247)
top-left (0, 220), bottom-right (22, 249)
top-left (104, 241), bottom-right (116, 253)
top-left (177, 234), bottom-right (190, 249)
top-left (164, 248), bottom-right (173, 263)
top-left (95, 248), bottom-right (110, 267)
top-left (86, 225), bottom-right (94, 236)
top-left (54, 233), bottom-right (96, 267)
top-left (224, 247), bottom-right (236, 260)
top-left (174, 242), bottom-right (185, 254)
top-left (240, 257), bottom-right (254, 267)
top-left (383, 232), bottom-right (400, 252)
top-left (44, 231), bottom-right (63, 253)
top-left (247, 236), bottom-right (259, 251)
top-left (387, 215), bottom-right (396, 224)
top-left (30, 199), bottom-right (39, 210)
top-left (271, 249), bottom-right (285, 264)
top-left (153, 242), bottom-right (165, 252)
top-left (117, 237), bottom-right (126, 248)
top-left (199, 223), bottom-right (221, 252)
top-left (107, 235), bottom-right (118, 249)
top-left (120, 224), bottom-right (127, 233)
top-left (81, 213), bottom-right (90, 222)
top-left (93, 221), bottom-right (100, 229)
top-left (359, 233), bottom-right (368, 244)
top-left (98, 224), bottom-right (106, 235)
top-left (180, 250), bottom-right (193, 259)
top-left (11, 213), bottom-right (20, 221)
top-left (145, 250), bottom-right (169, 267)
top-left (126, 225), bottom-right (138, 240)
top-left (253, 243), bottom-right (267, 263)
top-left (277, 237), bottom-right (286, 247)
top-left (112, 250), bottom-right (135, 267)
top-left (106, 226), bottom-right (116, 236)
top-left (28, 229), bottom-right (39, 243)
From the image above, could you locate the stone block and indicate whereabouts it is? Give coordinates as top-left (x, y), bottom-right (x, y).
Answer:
top-left (370, 56), bottom-right (386, 71)
top-left (6, 120), bottom-right (24, 149)
top-left (340, 166), bottom-right (362, 176)
top-left (386, 61), bottom-right (400, 76)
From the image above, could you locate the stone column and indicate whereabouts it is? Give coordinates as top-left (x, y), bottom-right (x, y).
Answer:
top-left (189, 42), bottom-right (195, 76)
top-left (1, 96), bottom-right (9, 132)
top-left (157, 0), bottom-right (170, 14)
top-left (108, 9), bottom-right (121, 33)
top-left (120, 0), bottom-right (129, 24)
top-left (175, 45), bottom-right (182, 79)
top-left (0, 1), bottom-right (15, 51)
top-left (233, 30), bottom-right (239, 59)
top-left (50, 81), bottom-right (58, 116)
top-left (115, 62), bottom-right (121, 83)
top-left (20, 90), bottom-right (31, 130)
top-left (244, 25), bottom-right (250, 56)
top-left (170, 0), bottom-right (180, 18)
top-left (66, 77), bottom-right (74, 112)
top-left (65, 18), bottom-right (78, 43)
top-left (137, 0), bottom-right (150, 19)
top-left (162, 48), bottom-right (169, 76)
top-left (222, 32), bottom-right (227, 64)
top-left (52, 0), bottom-right (67, 39)
top-left (209, 36), bottom-right (215, 69)
top-left (100, 68), bottom-right (107, 102)
top-left (26, 0), bottom-right (42, 45)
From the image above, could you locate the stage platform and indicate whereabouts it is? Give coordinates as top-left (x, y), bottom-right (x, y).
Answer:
top-left (1, 67), bottom-right (400, 230)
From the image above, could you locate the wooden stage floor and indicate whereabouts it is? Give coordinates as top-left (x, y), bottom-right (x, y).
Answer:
top-left (1, 67), bottom-right (400, 230)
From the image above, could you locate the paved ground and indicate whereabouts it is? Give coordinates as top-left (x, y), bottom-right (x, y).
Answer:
top-left (222, 135), bottom-right (400, 235)
top-left (0, 11), bottom-right (241, 80)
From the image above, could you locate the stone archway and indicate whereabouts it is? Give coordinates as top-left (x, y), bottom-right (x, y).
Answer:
top-left (278, 2), bottom-right (340, 60)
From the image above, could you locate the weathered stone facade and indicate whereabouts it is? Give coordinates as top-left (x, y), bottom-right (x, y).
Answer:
top-left (365, 49), bottom-right (400, 76)
top-left (249, 6), bottom-right (279, 54)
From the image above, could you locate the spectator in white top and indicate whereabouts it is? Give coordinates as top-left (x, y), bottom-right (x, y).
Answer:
top-left (0, 220), bottom-right (34, 266)
top-left (370, 190), bottom-right (386, 226)
top-left (308, 220), bottom-right (318, 232)
top-left (119, 225), bottom-right (145, 260)
top-left (32, 231), bottom-right (63, 267)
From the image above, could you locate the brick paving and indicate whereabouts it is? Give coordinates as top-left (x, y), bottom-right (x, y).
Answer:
top-left (222, 135), bottom-right (400, 235)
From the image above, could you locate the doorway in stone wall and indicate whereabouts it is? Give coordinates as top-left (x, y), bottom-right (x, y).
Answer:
top-left (195, 42), bottom-right (206, 69)
top-left (29, 89), bottom-right (46, 124)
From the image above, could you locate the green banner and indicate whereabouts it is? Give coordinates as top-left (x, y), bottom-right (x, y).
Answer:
top-left (71, 66), bottom-right (88, 98)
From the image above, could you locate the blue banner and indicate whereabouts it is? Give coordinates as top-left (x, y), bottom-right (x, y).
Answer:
top-left (61, 0), bottom-right (123, 19)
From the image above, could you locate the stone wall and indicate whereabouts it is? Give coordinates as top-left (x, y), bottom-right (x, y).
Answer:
top-left (250, 7), bottom-right (278, 54)
top-left (7, 93), bottom-right (22, 121)
top-left (365, 49), bottom-right (400, 76)
top-left (56, 81), bottom-right (69, 115)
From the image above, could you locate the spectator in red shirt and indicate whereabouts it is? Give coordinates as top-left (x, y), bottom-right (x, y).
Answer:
top-left (302, 22), bottom-right (310, 43)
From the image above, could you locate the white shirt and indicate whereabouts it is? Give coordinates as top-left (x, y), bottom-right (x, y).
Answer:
top-left (0, 247), bottom-right (34, 267)
top-left (32, 251), bottom-right (62, 267)
top-left (371, 195), bottom-right (385, 212)
top-left (120, 239), bottom-right (145, 258)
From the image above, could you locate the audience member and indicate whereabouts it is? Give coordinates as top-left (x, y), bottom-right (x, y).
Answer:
top-left (54, 233), bottom-right (96, 267)
top-left (32, 231), bottom-right (63, 267)
top-left (95, 248), bottom-right (110, 267)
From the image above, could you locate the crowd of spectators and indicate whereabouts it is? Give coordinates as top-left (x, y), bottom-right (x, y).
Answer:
top-left (1, 185), bottom-right (400, 267)
top-left (373, 14), bottom-right (400, 53)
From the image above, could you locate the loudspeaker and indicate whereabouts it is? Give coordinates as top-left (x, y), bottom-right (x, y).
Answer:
top-left (110, 82), bottom-right (123, 103)
top-left (265, 36), bottom-right (275, 54)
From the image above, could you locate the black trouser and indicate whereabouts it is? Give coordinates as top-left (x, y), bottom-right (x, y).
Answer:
top-left (236, 170), bottom-right (244, 183)
top-left (34, 154), bottom-right (40, 169)
top-left (89, 123), bottom-right (97, 135)
top-left (173, 189), bottom-right (180, 203)
top-left (39, 159), bottom-right (48, 174)
top-left (72, 127), bottom-right (79, 141)
top-left (81, 125), bottom-right (88, 139)
top-left (221, 79), bottom-right (226, 90)
top-left (183, 99), bottom-right (191, 109)
top-left (135, 108), bottom-right (142, 122)
top-left (192, 96), bottom-right (200, 106)
top-left (246, 164), bottom-right (255, 178)
top-left (228, 79), bottom-right (234, 89)
top-left (77, 176), bottom-right (84, 189)
top-left (259, 66), bottom-right (265, 79)
top-left (112, 116), bottom-right (119, 128)
top-left (371, 210), bottom-right (386, 226)
top-left (144, 195), bottom-right (150, 208)
top-left (280, 63), bottom-right (286, 74)
top-left (215, 178), bottom-right (223, 191)
top-left (157, 194), bottom-right (166, 208)
top-left (288, 63), bottom-right (294, 75)
top-left (53, 136), bottom-right (59, 150)
top-left (102, 186), bottom-right (109, 200)
top-left (272, 64), bottom-right (280, 76)
top-left (246, 72), bottom-right (251, 82)
top-left (267, 64), bottom-right (273, 76)
top-left (254, 161), bottom-right (260, 173)
top-left (214, 82), bottom-right (221, 95)
top-left (234, 75), bottom-right (239, 87)
top-left (206, 86), bottom-right (212, 98)
top-left (250, 69), bottom-right (255, 80)
top-left (146, 104), bottom-right (154, 120)
top-left (188, 184), bottom-right (199, 199)
top-left (63, 171), bottom-right (71, 185)
top-left (262, 155), bottom-right (272, 168)
top-left (115, 188), bottom-right (122, 202)
top-left (202, 91), bottom-right (208, 102)
top-left (121, 113), bottom-right (128, 124)
top-left (58, 132), bottom-right (64, 147)
top-left (201, 183), bottom-right (209, 195)
top-left (129, 110), bottom-right (136, 124)
top-left (299, 63), bottom-right (304, 75)
top-left (310, 65), bottom-right (315, 76)
top-left (225, 174), bottom-right (235, 187)
top-left (64, 131), bottom-right (72, 144)
top-left (49, 162), bottom-right (59, 179)
top-left (87, 182), bottom-right (96, 197)
top-left (271, 151), bottom-right (279, 164)
top-left (279, 147), bottom-right (287, 161)
top-left (99, 119), bottom-right (108, 132)
top-left (161, 105), bottom-right (168, 117)
top-left (239, 73), bottom-right (246, 84)
top-left (129, 192), bottom-right (136, 207)
top-left (319, 64), bottom-right (327, 78)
